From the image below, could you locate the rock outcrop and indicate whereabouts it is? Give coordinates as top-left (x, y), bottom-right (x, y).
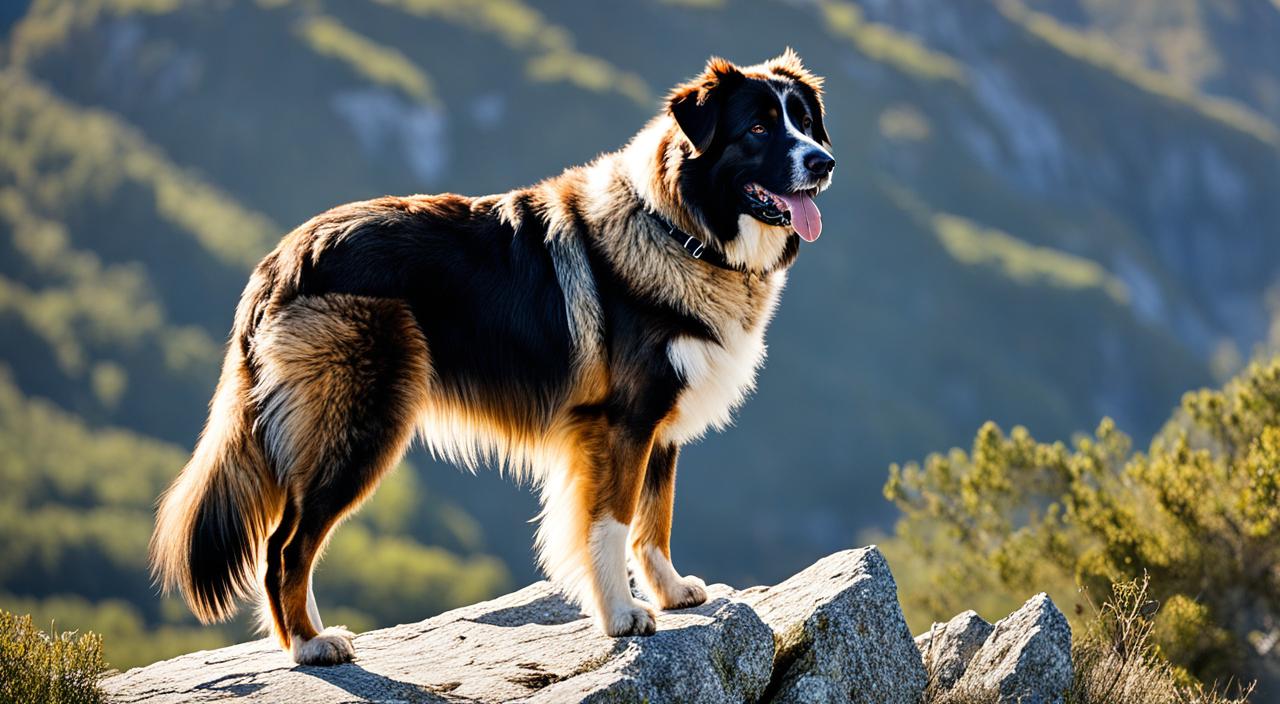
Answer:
top-left (741, 548), bottom-right (926, 703)
top-left (103, 548), bottom-right (1071, 704)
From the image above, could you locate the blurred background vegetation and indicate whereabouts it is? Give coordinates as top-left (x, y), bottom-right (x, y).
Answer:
top-left (0, 0), bottom-right (1277, 695)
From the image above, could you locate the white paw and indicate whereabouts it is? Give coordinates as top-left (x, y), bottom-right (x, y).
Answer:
top-left (291, 626), bottom-right (355, 665)
top-left (658, 574), bottom-right (708, 610)
top-left (601, 600), bottom-right (657, 637)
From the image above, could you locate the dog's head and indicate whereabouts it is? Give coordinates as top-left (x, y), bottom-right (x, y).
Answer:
top-left (668, 49), bottom-right (834, 247)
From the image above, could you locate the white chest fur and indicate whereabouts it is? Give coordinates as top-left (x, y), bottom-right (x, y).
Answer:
top-left (660, 273), bottom-right (785, 445)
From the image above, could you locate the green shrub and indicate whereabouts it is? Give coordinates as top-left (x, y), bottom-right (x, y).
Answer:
top-left (0, 609), bottom-right (106, 704)
top-left (886, 357), bottom-right (1280, 690)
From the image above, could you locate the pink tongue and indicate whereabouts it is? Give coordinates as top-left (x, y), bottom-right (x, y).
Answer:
top-left (777, 192), bottom-right (822, 242)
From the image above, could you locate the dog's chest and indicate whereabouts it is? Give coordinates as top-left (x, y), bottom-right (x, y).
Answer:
top-left (659, 277), bottom-right (783, 445)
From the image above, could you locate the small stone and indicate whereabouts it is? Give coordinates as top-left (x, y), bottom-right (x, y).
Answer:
top-left (951, 593), bottom-right (1073, 704)
top-left (916, 609), bottom-right (994, 691)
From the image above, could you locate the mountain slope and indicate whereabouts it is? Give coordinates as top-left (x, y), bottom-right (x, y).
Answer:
top-left (2, 0), bottom-right (1278, 665)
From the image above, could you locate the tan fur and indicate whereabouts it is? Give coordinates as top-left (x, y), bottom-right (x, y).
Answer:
top-left (627, 445), bottom-right (706, 610)
top-left (629, 478), bottom-right (673, 563)
top-left (252, 296), bottom-right (431, 489)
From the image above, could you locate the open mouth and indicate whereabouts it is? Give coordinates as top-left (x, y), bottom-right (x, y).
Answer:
top-left (742, 183), bottom-right (823, 242)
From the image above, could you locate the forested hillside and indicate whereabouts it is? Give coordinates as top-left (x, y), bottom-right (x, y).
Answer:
top-left (2, 0), bottom-right (1277, 669)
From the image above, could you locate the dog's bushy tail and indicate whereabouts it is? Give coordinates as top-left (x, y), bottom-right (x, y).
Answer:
top-left (149, 340), bottom-right (284, 623)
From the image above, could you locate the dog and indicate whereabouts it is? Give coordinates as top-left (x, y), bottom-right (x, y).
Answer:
top-left (150, 49), bottom-right (833, 665)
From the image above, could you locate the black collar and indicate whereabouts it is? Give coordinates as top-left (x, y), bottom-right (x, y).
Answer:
top-left (643, 209), bottom-right (745, 273)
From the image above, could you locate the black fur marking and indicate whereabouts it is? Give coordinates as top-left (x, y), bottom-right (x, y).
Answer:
top-left (299, 199), bottom-right (574, 423)
top-left (643, 443), bottom-right (678, 497)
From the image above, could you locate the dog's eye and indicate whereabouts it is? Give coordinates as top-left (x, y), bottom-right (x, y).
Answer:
top-left (802, 115), bottom-right (813, 130)
top-left (750, 124), bottom-right (767, 135)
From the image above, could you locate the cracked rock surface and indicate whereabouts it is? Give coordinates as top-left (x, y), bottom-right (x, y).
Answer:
top-left (103, 581), bottom-right (772, 703)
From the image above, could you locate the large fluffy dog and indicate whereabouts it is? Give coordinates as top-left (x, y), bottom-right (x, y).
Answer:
top-left (151, 50), bottom-right (834, 665)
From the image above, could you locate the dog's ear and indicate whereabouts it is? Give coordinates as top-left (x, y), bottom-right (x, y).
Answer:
top-left (668, 57), bottom-right (743, 156)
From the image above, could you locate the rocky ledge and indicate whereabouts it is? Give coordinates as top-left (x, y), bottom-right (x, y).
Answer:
top-left (103, 547), bottom-right (1072, 703)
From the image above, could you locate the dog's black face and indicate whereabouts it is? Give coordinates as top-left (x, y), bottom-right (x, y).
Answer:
top-left (670, 53), bottom-right (834, 245)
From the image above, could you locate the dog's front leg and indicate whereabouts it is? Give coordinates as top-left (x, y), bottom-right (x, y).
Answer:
top-left (538, 418), bottom-right (658, 636)
top-left (629, 443), bottom-right (707, 610)
top-left (584, 422), bottom-right (660, 637)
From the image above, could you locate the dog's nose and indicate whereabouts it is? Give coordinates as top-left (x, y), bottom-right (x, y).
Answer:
top-left (804, 151), bottom-right (835, 177)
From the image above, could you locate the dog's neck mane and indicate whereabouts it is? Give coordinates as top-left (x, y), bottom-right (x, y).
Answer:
top-left (619, 117), bottom-right (705, 240)
top-left (525, 119), bottom-right (785, 338)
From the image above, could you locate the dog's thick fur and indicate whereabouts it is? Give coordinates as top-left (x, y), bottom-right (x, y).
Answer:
top-left (151, 50), bottom-right (833, 665)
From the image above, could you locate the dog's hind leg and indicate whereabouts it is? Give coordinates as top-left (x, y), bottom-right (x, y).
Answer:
top-left (252, 295), bottom-right (430, 664)
top-left (260, 498), bottom-right (299, 647)
top-left (538, 417), bottom-right (659, 637)
top-left (279, 494), bottom-right (360, 665)
top-left (259, 493), bottom-right (334, 649)
top-left (629, 443), bottom-right (707, 610)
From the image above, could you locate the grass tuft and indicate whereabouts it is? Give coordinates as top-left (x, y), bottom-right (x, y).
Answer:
top-left (1067, 575), bottom-right (1253, 704)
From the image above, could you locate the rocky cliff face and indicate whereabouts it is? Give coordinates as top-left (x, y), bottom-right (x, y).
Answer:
top-left (102, 547), bottom-right (1072, 704)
